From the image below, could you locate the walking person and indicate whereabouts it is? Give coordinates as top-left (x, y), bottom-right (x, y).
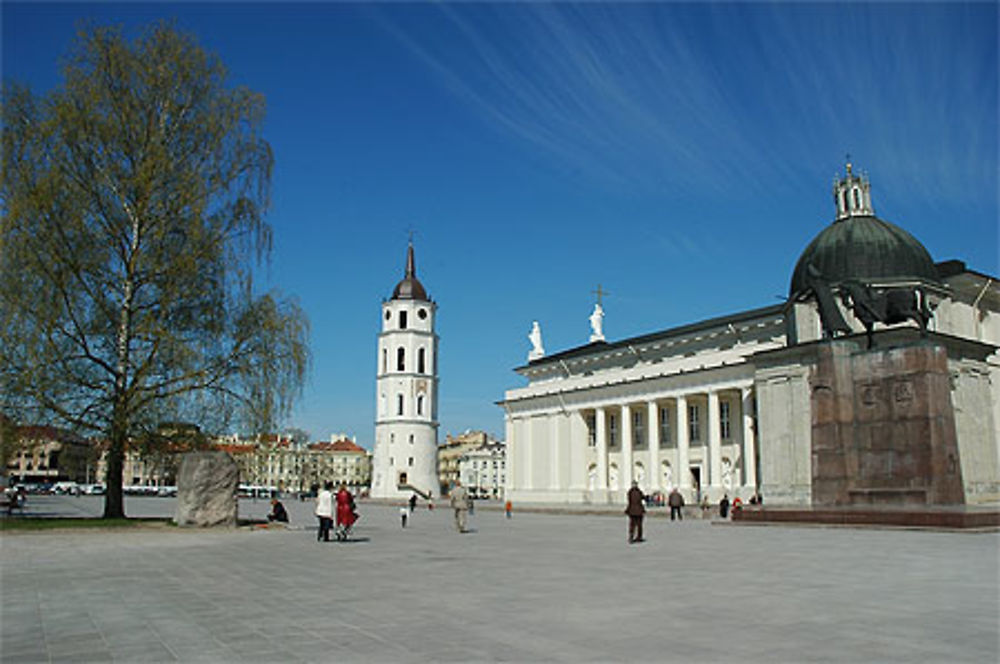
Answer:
top-left (668, 487), bottom-right (684, 521)
top-left (719, 494), bottom-right (730, 519)
top-left (400, 506), bottom-right (408, 528)
top-left (504, 499), bottom-right (512, 519)
top-left (625, 481), bottom-right (646, 544)
top-left (315, 481), bottom-right (333, 542)
top-left (409, 494), bottom-right (417, 513)
top-left (335, 484), bottom-right (357, 540)
top-left (449, 480), bottom-right (470, 533)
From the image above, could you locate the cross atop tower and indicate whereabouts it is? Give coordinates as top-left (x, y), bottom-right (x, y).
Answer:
top-left (592, 284), bottom-right (610, 306)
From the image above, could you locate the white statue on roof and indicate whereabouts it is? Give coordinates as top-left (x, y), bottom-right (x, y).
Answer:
top-left (528, 321), bottom-right (545, 362)
top-left (589, 304), bottom-right (605, 342)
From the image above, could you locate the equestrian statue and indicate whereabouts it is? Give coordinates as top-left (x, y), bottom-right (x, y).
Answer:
top-left (803, 263), bottom-right (932, 348)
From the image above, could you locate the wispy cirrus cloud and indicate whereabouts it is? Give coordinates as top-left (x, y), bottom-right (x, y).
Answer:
top-left (375, 3), bottom-right (996, 211)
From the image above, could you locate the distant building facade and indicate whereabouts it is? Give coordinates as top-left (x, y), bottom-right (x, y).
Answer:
top-left (459, 439), bottom-right (506, 499)
top-left (303, 438), bottom-right (371, 494)
top-left (438, 430), bottom-right (492, 492)
top-left (5, 426), bottom-right (93, 484)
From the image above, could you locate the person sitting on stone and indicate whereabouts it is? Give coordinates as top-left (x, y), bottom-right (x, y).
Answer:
top-left (268, 498), bottom-right (289, 523)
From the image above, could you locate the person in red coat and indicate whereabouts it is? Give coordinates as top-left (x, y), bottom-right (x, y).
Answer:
top-left (335, 484), bottom-right (357, 531)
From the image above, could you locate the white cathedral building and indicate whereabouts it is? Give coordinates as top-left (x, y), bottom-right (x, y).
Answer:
top-left (370, 243), bottom-right (440, 499)
top-left (500, 164), bottom-right (999, 507)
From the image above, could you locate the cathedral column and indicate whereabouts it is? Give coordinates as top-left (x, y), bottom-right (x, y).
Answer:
top-left (647, 400), bottom-right (660, 493)
top-left (595, 407), bottom-right (608, 490)
top-left (550, 415), bottom-right (560, 493)
top-left (621, 403), bottom-right (633, 492)
top-left (504, 417), bottom-right (514, 493)
top-left (677, 395), bottom-right (690, 492)
top-left (522, 418), bottom-right (533, 491)
top-left (708, 390), bottom-right (722, 496)
top-left (742, 387), bottom-right (757, 491)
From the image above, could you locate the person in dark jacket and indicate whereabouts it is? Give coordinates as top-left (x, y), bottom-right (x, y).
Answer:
top-left (719, 494), bottom-right (731, 519)
top-left (668, 487), bottom-right (684, 521)
top-left (268, 498), bottom-right (289, 523)
top-left (625, 482), bottom-right (646, 543)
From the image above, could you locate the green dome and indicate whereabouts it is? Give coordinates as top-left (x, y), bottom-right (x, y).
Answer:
top-left (790, 214), bottom-right (942, 298)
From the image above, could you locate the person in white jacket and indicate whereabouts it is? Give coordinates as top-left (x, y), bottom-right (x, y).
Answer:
top-left (315, 481), bottom-right (334, 542)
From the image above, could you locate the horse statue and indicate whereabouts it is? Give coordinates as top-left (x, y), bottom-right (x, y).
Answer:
top-left (804, 263), bottom-right (852, 338)
top-left (839, 279), bottom-right (932, 348)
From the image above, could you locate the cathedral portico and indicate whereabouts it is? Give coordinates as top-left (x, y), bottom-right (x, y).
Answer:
top-left (502, 374), bottom-right (761, 504)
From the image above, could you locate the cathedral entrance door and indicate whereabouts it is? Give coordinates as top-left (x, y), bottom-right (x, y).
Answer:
top-left (690, 466), bottom-right (702, 503)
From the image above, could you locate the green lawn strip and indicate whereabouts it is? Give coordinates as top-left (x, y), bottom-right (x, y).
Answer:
top-left (0, 517), bottom-right (174, 531)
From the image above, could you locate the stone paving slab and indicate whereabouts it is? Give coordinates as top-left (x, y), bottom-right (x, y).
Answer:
top-left (1, 495), bottom-right (998, 663)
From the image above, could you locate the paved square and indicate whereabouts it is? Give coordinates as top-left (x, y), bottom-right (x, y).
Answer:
top-left (2, 496), bottom-right (998, 662)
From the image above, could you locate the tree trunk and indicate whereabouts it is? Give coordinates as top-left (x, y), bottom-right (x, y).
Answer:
top-left (102, 406), bottom-right (127, 518)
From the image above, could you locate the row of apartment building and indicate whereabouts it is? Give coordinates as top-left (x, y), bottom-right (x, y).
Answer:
top-left (4, 426), bottom-right (505, 498)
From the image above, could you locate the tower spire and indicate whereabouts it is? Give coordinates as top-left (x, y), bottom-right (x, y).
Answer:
top-left (405, 241), bottom-right (416, 279)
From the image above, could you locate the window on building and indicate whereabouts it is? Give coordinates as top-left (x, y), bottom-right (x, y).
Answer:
top-left (408, 457), bottom-right (414, 467)
top-left (609, 414), bottom-right (618, 447)
top-left (720, 401), bottom-right (731, 439)
top-left (689, 404), bottom-right (701, 441)
top-left (409, 434), bottom-right (414, 444)
top-left (399, 310), bottom-right (408, 329)
top-left (418, 348), bottom-right (426, 374)
top-left (382, 349), bottom-right (387, 373)
top-left (586, 414), bottom-right (596, 447)
top-left (417, 394), bottom-right (424, 416)
top-left (397, 347), bottom-right (405, 372)
top-left (390, 457), bottom-right (394, 466)
top-left (659, 407), bottom-right (671, 447)
top-left (633, 410), bottom-right (644, 447)
top-left (397, 394), bottom-right (404, 415)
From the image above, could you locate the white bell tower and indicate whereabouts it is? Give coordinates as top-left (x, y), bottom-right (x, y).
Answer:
top-left (370, 242), bottom-right (440, 499)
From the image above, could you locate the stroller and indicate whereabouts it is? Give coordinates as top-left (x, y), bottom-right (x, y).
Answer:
top-left (334, 520), bottom-right (352, 542)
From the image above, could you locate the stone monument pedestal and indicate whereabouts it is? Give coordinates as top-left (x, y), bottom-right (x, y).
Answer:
top-left (810, 339), bottom-right (964, 507)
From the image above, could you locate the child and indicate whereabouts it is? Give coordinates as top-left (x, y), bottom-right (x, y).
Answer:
top-left (400, 506), bottom-right (408, 528)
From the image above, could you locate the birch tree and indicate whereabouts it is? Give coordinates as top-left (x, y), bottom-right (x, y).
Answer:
top-left (1, 23), bottom-right (309, 518)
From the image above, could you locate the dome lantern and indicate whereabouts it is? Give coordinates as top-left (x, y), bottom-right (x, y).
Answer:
top-left (833, 159), bottom-right (874, 220)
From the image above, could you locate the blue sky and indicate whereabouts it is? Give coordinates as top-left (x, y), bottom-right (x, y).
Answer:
top-left (4, 2), bottom-right (997, 447)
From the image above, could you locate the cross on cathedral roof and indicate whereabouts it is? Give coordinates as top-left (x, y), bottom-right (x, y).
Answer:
top-left (592, 284), bottom-right (610, 306)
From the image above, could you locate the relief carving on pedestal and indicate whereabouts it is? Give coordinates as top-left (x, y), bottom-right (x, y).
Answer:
top-left (893, 380), bottom-right (914, 404)
top-left (861, 384), bottom-right (881, 407)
